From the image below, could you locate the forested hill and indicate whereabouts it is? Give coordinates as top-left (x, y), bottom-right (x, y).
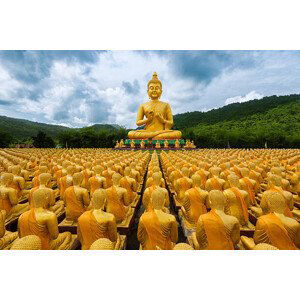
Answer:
top-left (173, 94), bottom-right (300, 130)
top-left (0, 115), bottom-right (121, 140)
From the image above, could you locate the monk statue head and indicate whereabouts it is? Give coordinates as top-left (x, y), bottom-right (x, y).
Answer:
top-left (84, 162), bottom-right (92, 169)
top-left (11, 235), bottom-right (42, 250)
top-left (32, 189), bottom-right (50, 208)
top-left (268, 174), bottom-right (282, 187)
top-left (152, 172), bottom-right (162, 185)
top-left (62, 161), bottom-right (70, 169)
top-left (209, 166), bottom-right (221, 177)
top-left (147, 72), bottom-right (162, 100)
top-left (112, 172), bottom-right (122, 185)
top-left (173, 243), bottom-right (194, 250)
top-left (73, 172), bottom-right (83, 186)
top-left (228, 174), bottom-right (241, 188)
top-left (191, 173), bottom-right (203, 187)
top-left (240, 167), bottom-right (250, 177)
top-left (253, 243), bottom-right (279, 250)
top-left (90, 238), bottom-right (115, 250)
top-left (39, 173), bottom-right (52, 186)
top-left (11, 165), bottom-right (21, 175)
top-left (0, 173), bottom-right (14, 186)
top-left (66, 165), bottom-right (76, 176)
top-left (124, 167), bottom-right (131, 176)
top-left (266, 191), bottom-right (286, 214)
top-left (92, 189), bottom-right (106, 210)
top-left (209, 190), bottom-right (227, 211)
top-left (182, 167), bottom-right (190, 177)
top-left (151, 188), bottom-right (165, 210)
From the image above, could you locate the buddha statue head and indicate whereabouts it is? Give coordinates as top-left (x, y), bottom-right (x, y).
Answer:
top-left (11, 165), bottom-right (21, 175)
top-left (66, 165), bottom-right (76, 176)
top-left (240, 167), bottom-right (250, 177)
top-left (11, 235), bottom-right (42, 250)
top-left (191, 173), bottom-right (202, 187)
top-left (266, 191), bottom-right (286, 214)
top-left (147, 72), bottom-right (162, 101)
top-left (94, 165), bottom-right (104, 175)
top-left (267, 174), bottom-right (282, 188)
top-left (182, 167), bottom-right (190, 178)
top-left (209, 190), bottom-right (226, 211)
top-left (92, 189), bottom-right (106, 210)
top-left (73, 172), bottom-right (83, 186)
top-left (151, 188), bottom-right (165, 210)
top-left (0, 173), bottom-right (13, 186)
top-left (124, 167), bottom-right (131, 177)
top-left (112, 172), bottom-right (122, 186)
top-left (228, 174), bottom-right (241, 188)
top-left (90, 238), bottom-right (115, 250)
top-left (39, 173), bottom-right (52, 186)
top-left (32, 189), bottom-right (49, 208)
top-left (173, 243), bottom-right (194, 250)
top-left (152, 172), bottom-right (163, 185)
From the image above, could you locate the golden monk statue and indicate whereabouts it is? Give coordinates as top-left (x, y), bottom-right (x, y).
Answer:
top-left (128, 72), bottom-right (182, 140)
top-left (241, 192), bottom-right (300, 250)
top-left (77, 189), bottom-right (122, 250)
top-left (0, 173), bottom-right (29, 224)
top-left (89, 165), bottom-right (107, 195)
top-left (192, 190), bottom-right (240, 250)
top-left (18, 189), bottom-right (72, 250)
top-left (119, 167), bottom-right (138, 204)
top-left (138, 189), bottom-right (178, 250)
top-left (0, 209), bottom-right (18, 249)
top-left (65, 172), bottom-right (90, 222)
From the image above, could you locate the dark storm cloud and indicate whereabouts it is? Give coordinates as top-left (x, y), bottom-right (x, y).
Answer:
top-left (0, 50), bottom-right (102, 84)
top-left (122, 79), bottom-right (140, 95)
top-left (159, 50), bottom-right (257, 84)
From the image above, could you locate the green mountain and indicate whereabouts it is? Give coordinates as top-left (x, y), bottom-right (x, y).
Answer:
top-left (174, 94), bottom-right (300, 148)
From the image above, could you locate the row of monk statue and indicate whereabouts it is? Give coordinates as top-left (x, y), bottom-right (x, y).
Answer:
top-left (115, 139), bottom-right (196, 149)
top-left (1, 147), bottom-right (300, 250)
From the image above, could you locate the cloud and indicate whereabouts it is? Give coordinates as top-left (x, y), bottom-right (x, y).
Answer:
top-left (0, 50), bottom-right (300, 128)
top-left (225, 91), bottom-right (264, 105)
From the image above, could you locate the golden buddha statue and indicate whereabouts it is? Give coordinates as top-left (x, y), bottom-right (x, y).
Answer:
top-left (89, 165), bottom-right (107, 195)
top-left (180, 174), bottom-right (209, 228)
top-left (65, 172), bottom-right (90, 222)
top-left (174, 167), bottom-right (193, 204)
top-left (29, 173), bottom-right (64, 216)
top-left (119, 167), bottom-right (138, 204)
top-left (10, 235), bottom-right (42, 250)
top-left (128, 72), bottom-right (182, 140)
top-left (59, 165), bottom-right (75, 201)
top-left (0, 173), bottom-right (29, 224)
top-left (18, 189), bottom-right (73, 250)
top-left (155, 141), bottom-right (161, 149)
top-left (138, 189), bottom-right (178, 250)
top-left (81, 162), bottom-right (93, 190)
top-left (192, 190), bottom-right (240, 250)
top-left (174, 139), bottom-right (180, 149)
top-left (164, 140), bottom-right (169, 148)
top-left (106, 173), bottom-right (133, 224)
top-left (241, 192), bottom-right (300, 250)
top-left (77, 189), bottom-right (122, 250)
top-left (10, 165), bottom-right (26, 199)
top-left (114, 140), bottom-right (120, 148)
top-left (0, 209), bottom-right (18, 249)
top-left (140, 140), bottom-right (146, 149)
top-left (130, 140), bottom-right (135, 149)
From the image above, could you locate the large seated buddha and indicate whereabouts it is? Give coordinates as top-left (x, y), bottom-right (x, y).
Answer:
top-left (128, 72), bottom-right (182, 140)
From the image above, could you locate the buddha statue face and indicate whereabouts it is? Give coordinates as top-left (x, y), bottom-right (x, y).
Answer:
top-left (147, 72), bottom-right (162, 100)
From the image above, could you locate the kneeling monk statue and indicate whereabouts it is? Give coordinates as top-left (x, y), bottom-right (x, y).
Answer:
top-left (128, 72), bottom-right (182, 140)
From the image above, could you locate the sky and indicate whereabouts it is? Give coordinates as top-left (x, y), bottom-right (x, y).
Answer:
top-left (0, 50), bottom-right (300, 129)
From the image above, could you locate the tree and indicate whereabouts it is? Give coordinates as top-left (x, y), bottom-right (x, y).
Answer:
top-left (0, 129), bottom-right (12, 147)
top-left (32, 131), bottom-right (55, 148)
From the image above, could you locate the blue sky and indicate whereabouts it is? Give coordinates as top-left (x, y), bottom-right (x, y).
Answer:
top-left (0, 50), bottom-right (300, 128)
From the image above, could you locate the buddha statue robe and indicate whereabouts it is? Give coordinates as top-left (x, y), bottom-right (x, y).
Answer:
top-left (224, 187), bottom-right (249, 227)
top-left (196, 210), bottom-right (235, 250)
top-left (77, 210), bottom-right (118, 250)
top-left (182, 187), bottom-right (208, 226)
top-left (18, 209), bottom-right (72, 250)
top-left (138, 206), bottom-right (177, 250)
top-left (89, 175), bottom-right (107, 195)
top-left (174, 177), bottom-right (193, 203)
top-left (119, 176), bottom-right (137, 204)
top-left (254, 213), bottom-right (298, 250)
top-left (239, 177), bottom-right (257, 206)
top-left (65, 186), bottom-right (86, 221)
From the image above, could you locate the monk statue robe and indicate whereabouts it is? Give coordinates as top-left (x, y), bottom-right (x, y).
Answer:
top-left (65, 172), bottom-right (90, 222)
top-left (194, 168), bottom-right (209, 190)
top-left (0, 209), bottom-right (18, 250)
top-left (223, 175), bottom-right (253, 229)
top-left (20, 161), bottom-right (30, 181)
top-left (143, 172), bottom-right (170, 211)
top-left (10, 235), bottom-right (42, 250)
top-left (0, 173), bottom-right (29, 224)
top-left (81, 162), bottom-right (93, 190)
top-left (102, 161), bottom-right (115, 188)
top-left (18, 189), bottom-right (72, 250)
top-left (26, 157), bottom-right (37, 173)
top-left (290, 164), bottom-right (300, 202)
top-left (128, 72), bottom-right (182, 140)
top-left (106, 173), bottom-right (133, 224)
top-left (241, 192), bottom-right (300, 250)
top-left (138, 189), bottom-right (178, 250)
top-left (54, 161), bottom-right (69, 183)
top-left (77, 189), bottom-right (122, 250)
top-left (28, 173), bottom-right (64, 216)
top-left (181, 174), bottom-right (209, 228)
top-left (119, 167), bottom-right (138, 204)
top-left (32, 166), bottom-right (49, 188)
top-left (239, 167), bottom-right (259, 207)
top-left (89, 165), bottom-right (107, 195)
top-left (59, 165), bottom-right (75, 202)
top-left (174, 167), bottom-right (193, 204)
top-left (193, 190), bottom-right (240, 250)
top-left (129, 162), bottom-right (141, 184)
